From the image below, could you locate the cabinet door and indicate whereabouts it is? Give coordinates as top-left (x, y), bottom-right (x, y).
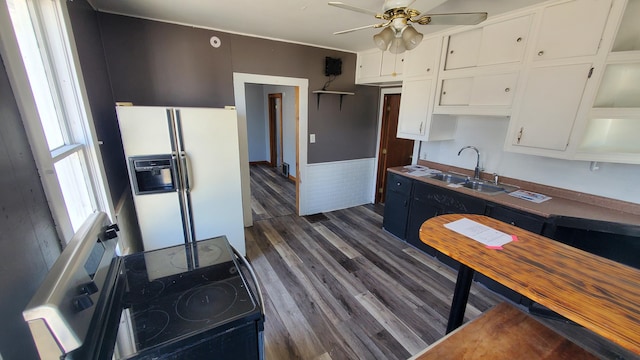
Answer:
top-left (358, 51), bottom-right (382, 79)
top-left (404, 37), bottom-right (442, 77)
top-left (439, 77), bottom-right (473, 105)
top-left (477, 15), bottom-right (532, 66)
top-left (444, 28), bottom-right (482, 70)
top-left (381, 52), bottom-right (404, 76)
top-left (397, 78), bottom-right (433, 139)
top-left (469, 73), bottom-right (518, 106)
top-left (511, 63), bottom-right (592, 151)
top-left (439, 73), bottom-right (518, 107)
top-left (533, 0), bottom-right (612, 61)
top-left (406, 199), bottom-right (441, 256)
top-left (382, 173), bottom-right (413, 239)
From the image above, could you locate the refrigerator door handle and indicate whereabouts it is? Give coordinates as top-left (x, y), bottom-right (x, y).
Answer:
top-left (171, 153), bottom-right (181, 190)
top-left (180, 151), bottom-right (192, 191)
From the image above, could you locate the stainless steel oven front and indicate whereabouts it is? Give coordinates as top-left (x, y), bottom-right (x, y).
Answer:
top-left (23, 212), bottom-right (264, 360)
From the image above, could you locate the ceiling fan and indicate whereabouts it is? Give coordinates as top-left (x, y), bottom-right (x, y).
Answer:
top-left (329, 0), bottom-right (487, 53)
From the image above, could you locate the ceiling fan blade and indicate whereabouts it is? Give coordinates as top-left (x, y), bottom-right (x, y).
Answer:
top-left (333, 23), bottom-right (384, 35)
top-left (413, 12), bottom-right (488, 26)
top-left (328, 2), bottom-right (380, 17)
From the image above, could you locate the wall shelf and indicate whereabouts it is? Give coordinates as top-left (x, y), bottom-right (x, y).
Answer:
top-left (312, 90), bottom-right (354, 110)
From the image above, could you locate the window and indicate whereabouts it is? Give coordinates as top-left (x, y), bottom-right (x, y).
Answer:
top-left (5, 0), bottom-right (110, 242)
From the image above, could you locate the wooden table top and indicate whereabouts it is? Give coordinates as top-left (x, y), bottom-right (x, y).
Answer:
top-left (419, 214), bottom-right (640, 355)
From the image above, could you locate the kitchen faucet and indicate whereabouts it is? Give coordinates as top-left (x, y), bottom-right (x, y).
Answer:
top-left (458, 146), bottom-right (481, 180)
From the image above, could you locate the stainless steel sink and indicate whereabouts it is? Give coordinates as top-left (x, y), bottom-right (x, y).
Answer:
top-left (430, 173), bottom-right (468, 184)
top-left (429, 172), bottom-right (518, 195)
top-left (461, 180), bottom-right (519, 195)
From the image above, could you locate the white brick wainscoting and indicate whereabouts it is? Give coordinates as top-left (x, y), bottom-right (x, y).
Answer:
top-left (302, 158), bottom-right (375, 215)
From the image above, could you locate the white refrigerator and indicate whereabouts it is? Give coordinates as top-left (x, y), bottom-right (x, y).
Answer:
top-left (116, 106), bottom-right (245, 254)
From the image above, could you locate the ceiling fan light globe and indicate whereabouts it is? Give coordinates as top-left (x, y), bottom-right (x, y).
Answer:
top-left (402, 25), bottom-right (423, 50)
top-left (389, 37), bottom-right (406, 54)
top-left (373, 27), bottom-right (394, 50)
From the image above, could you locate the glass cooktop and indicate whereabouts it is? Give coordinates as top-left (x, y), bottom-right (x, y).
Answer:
top-left (116, 236), bottom-right (260, 355)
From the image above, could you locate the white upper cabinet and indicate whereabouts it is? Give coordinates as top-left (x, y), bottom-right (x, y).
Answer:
top-left (439, 73), bottom-right (518, 107)
top-left (381, 51), bottom-right (404, 77)
top-left (444, 29), bottom-right (482, 70)
top-left (533, 0), bottom-right (613, 61)
top-left (397, 78), bottom-right (433, 139)
top-left (397, 78), bottom-right (457, 141)
top-left (357, 51), bottom-right (383, 80)
top-left (510, 63), bottom-right (592, 151)
top-left (572, 0), bottom-right (640, 163)
top-left (356, 49), bottom-right (404, 84)
top-left (444, 15), bottom-right (532, 70)
top-left (403, 37), bottom-right (442, 78)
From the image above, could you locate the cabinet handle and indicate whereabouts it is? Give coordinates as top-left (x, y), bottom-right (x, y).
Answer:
top-left (442, 91), bottom-right (447, 95)
top-left (516, 37), bottom-right (523, 42)
top-left (517, 127), bottom-right (524, 144)
top-left (426, 68), bottom-right (431, 72)
top-left (510, 221), bottom-right (516, 226)
top-left (450, 50), bottom-right (454, 54)
top-left (537, 50), bottom-right (544, 56)
top-left (419, 122), bottom-right (424, 133)
top-left (397, 182), bottom-right (401, 186)
top-left (504, 87), bottom-right (510, 93)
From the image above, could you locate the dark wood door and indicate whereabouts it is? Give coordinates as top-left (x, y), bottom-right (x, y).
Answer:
top-left (375, 93), bottom-right (414, 203)
top-left (268, 93), bottom-right (283, 168)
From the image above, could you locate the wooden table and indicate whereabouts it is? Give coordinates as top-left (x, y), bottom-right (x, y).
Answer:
top-left (419, 214), bottom-right (640, 355)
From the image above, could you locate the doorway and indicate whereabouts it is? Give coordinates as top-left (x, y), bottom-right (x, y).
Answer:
top-left (375, 92), bottom-right (414, 203)
top-left (268, 93), bottom-right (283, 169)
top-left (233, 73), bottom-right (309, 227)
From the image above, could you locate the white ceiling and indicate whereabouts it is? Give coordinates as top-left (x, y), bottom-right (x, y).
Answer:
top-left (89, 0), bottom-right (549, 53)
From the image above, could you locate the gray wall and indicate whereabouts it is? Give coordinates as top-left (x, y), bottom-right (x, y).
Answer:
top-left (245, 83), bottom-right (268, 162)
top-left (0, 55), bottom-right (61, 360)
top-left (95, 12), bottom-right (379, 164)
top-left (66, 0), bottom-right (128, 205)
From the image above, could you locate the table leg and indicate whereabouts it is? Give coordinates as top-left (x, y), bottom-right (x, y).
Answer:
top-left (446, 264), bottom-right (475, 334)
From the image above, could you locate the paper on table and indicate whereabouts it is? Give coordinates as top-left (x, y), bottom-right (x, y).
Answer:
top-left (444, 218), bottom-right (513, 249)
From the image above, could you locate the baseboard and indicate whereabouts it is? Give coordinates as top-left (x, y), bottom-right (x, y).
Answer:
top-left (249, 161), bottom-right (270, 166)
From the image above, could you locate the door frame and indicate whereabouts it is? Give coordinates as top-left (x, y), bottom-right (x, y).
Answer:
top-left (233, 73), bottom-right (309, 226)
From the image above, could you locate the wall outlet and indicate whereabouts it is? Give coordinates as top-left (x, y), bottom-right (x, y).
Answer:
top-left (310, 134), bottom-right (316, 143)
top-left (420, 152), bottom-right (428, 160)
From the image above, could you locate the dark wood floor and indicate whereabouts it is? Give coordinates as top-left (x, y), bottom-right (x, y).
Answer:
top-left (245, 164), bottom-right (638, 360)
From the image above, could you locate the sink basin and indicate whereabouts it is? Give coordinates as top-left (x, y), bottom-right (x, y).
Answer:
top-left (461, 181), bottom-right (506, 194)
top-left (430, 173), bottom-right (468, 184)
top-left (429, 172), bottom-right (518, 195)
top-left (461, 181), bottom-right (519, 195)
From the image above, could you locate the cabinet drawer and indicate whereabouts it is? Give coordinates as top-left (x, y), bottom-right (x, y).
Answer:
top-left (487, 204), bottom-right (546, 234)
top-left (387, 172), bottom-right (413, 196)
top-left (412, 181), bottom-right (485, 214)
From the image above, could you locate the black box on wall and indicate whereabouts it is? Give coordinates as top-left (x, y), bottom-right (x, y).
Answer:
top-left (325, 57), bottom-right (342, 76)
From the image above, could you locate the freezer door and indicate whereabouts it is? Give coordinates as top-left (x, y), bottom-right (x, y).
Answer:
top-left (135, 191), bottom-right (186, 251)
top-left (176, 108), bottom-right (245, 253)
top-left (116, 106), bottom-right (174, 154)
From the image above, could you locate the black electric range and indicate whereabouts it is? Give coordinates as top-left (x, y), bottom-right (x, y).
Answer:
top-left (23, 212), bottom-right (264, 360)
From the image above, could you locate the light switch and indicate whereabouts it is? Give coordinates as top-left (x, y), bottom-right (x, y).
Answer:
top-left (310, 134), bottom-right (316, 143)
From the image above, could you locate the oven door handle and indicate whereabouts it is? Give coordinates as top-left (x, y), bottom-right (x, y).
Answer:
top-left (231, 246), bottom-right (264, 310)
